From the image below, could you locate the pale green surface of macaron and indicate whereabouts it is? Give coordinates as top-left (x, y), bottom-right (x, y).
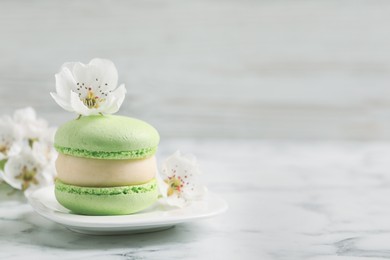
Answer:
top-left (55, 179), bottom-right (159, 215)
top-left (54, 115), bottom-right (160, 160)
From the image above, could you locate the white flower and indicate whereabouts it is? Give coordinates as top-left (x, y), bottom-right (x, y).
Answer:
top-left (50, 58), bottom-right (126, 116)
top-left (158, 151), bottom-right (206, 208)
top-left (0, 107), bottom-right (57, 193)
top-left (32, 141), bottom-right (57, 169)
top-left (12, 107), bottom-right (49, 141)
top-left (1, 147), bottom-right (54, 192)
top-left (0, 116), bottom-right (23, 161)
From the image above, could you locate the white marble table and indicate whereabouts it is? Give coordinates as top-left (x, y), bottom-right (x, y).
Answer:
top-left (3, 140), bottom-right (390, 259)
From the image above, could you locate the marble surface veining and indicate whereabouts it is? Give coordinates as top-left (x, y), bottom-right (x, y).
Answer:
top-left (3, 140), bottom-right (390, 259)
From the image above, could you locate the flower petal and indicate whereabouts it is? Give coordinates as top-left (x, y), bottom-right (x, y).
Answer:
top-left (89, 58), bottom-right (118, 91)
top-left (8, 142), bottom-right (22, 158)
top-left (103, 84), bottom-right (126, 114)
top-left (13, 107), bottom-right (36, 122)
top-left (55, 67), bottom-right (75, 99)
top-left (50, 92), bottom-right (73, 112)
top-left (12, 107), bottom-right (49, 140)
top-left (70, 91), bottom-right (95, 116)
top-left (3, 157), bottom-right (23, 190)
top-left (39, 127), bottom-right (56, 144)
top-left (156, 171), bottom-right (169, 198)
top-left (165, 194), bottom-right (187, 208)
top-left (0, 119), bottom-right (23, 158)
top-left (72, 62), bottom-right (94, 87)
top-left (60, 62), bottom-right (77, 72)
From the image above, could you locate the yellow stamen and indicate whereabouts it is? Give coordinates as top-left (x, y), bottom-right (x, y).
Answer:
top-left (81, 90), bottom-right (105, 109)
top-left (0, 145), bottom-right (8, 154)
top-left (15, 166), bottom-right (39, 191)
top-left (28, 138), bottom-right (38, 148)
top-left (164, 176), bottom-right (183, 197)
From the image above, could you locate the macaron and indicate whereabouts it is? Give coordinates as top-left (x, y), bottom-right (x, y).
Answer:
top-left (55, 179), bottom-right (158, 215)
top-left (54, 115), bottom-right (160, 215)
top-left (54, 115), bottom-right (159, 160)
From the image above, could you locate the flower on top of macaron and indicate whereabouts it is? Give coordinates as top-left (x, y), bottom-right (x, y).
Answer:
top-left (50, 58), bottom-right (126, 116)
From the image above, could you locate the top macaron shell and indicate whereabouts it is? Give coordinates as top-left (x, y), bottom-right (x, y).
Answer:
top-left (54, 115), bottom-right (160, 160)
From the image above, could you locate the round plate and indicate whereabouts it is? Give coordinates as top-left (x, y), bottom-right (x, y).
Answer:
top-left (27, 185), bottom-right (228, 235)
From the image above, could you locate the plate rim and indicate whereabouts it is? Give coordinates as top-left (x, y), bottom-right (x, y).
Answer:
top-left (27, 185), bottom-right (228, 229)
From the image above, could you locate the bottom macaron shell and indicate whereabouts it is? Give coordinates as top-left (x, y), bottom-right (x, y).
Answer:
top-left (55, 179), bottom-right (158, 215)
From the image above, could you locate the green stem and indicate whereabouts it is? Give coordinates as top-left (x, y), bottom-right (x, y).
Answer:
top-left (0, 159), bottom-right (7, 171)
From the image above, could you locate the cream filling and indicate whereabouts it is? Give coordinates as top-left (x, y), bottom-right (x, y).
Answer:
top-left (56, 154), bottom-right (156, 187)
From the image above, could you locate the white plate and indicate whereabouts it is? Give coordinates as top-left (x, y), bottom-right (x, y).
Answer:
top-left (27, 185), bottom-right (228, 235)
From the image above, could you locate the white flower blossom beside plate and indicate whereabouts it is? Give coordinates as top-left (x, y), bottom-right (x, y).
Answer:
top-left (158, 151), bottom-right (207, 208)
top-left (0, 107), bottom-right (57, 194)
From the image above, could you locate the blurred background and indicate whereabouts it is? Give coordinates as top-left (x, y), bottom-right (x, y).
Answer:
top-left (1, 0), bottom-right (390, 140)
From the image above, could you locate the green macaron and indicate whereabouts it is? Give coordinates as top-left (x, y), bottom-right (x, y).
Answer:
top-left (54, 115), bottom-right (160, 215)
top-left (55, 179), bottom-right (158, 215)
top-left (54, 115), bottom-right (160, 160)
